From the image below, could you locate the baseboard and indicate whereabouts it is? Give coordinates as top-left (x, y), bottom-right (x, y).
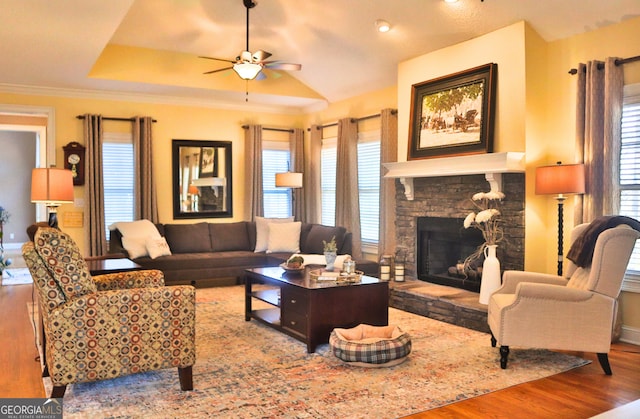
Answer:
top-left (619, 325), bottom-right (640, 345)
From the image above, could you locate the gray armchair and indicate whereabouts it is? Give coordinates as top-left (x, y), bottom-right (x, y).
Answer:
top-left (488, 221), bottom-right (639, 374)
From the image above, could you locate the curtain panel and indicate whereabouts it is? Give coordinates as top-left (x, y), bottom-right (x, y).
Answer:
top-left (575, 57), bottom-right (624, 223)
top-left (336, 118), bottom-right (362, 259)
top-left (379, 109), bottom-right (398, 258)
top-left (305, 125), bottom-right (322, 224)
top-left (133, 116), bottom-right (158, 223)
top-left (244, 125), bottom-right (263, 220)
top-left (289, 128), bottom-right (305, 222)
top-left (83, 114), bottom-right (107, 256)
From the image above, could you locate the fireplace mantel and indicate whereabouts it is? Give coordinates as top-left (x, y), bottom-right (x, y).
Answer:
top-left (383, 152), bottom-right (525, 200)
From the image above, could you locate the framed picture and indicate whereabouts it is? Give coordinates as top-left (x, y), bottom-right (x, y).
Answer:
top-left (199, 147), bottom-right (218, 177)
top-left (408, 63), bottom-right (497, 160)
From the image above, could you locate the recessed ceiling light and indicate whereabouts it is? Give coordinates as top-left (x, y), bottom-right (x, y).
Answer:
top-left (444, 0), bottom-right (459, 3)
top-left (375, 19), bottom-right (391, 33)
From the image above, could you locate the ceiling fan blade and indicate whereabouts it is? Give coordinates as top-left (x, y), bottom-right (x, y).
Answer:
top-left (252, 50), bottom-right (272, 62)
top-left (199, 55), bottom-right (236, 64)
top-left (203, 66), bottom-right (233, 75)
top-left (263, 62), bottom-right (302, 71)
top-left (254, 71), bottom-right (267, 81)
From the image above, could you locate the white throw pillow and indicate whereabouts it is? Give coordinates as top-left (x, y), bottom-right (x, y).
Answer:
top-left (122, 236), bottom-right (149, 259)
top-left (254, 216), bottom-right (294, 252)
top-left (267, 222), bottom-right (302, 253)
top-left (146, 237), bottom-right (172, 259)
top-left (110, 219), bottom-right (161, 240)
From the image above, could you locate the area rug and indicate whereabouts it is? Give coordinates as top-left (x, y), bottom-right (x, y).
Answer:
top-left (2, 267), bottom-right (33, 285)
top-left (41, 285), bottom-right (589, 418)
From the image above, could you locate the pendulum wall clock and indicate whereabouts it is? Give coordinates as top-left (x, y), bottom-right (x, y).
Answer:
top-left (63, 141), bottom-right (86, 185)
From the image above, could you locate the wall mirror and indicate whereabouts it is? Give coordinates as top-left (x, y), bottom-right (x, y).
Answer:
top-left (172, 139), bottom-right (233, 219)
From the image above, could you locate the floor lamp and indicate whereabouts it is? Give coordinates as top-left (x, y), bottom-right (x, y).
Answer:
top-left (31, 168), bottom-right (75, 229)
top-left (275, 172), bottom-right (303, 218)
top-left (535, 162), bottom-right (585, 276)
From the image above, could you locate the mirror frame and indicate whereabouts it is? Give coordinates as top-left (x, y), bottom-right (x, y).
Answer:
top-left (172, 139), bottom-right (233, 219)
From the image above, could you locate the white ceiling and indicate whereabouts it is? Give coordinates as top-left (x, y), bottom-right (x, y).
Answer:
top-left (1, 0), bottom-right (639, 113)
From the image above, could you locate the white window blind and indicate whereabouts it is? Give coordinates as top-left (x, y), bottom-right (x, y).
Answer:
top-left (103, 133), bottom-right (134, 240)
top-left (263, 142), bottom-right (292, 218)
top-left (620, 84), bottom-right (640, 281)
top-left (321, 138), bottom-right (337, 226)
top-left (357, 131), bottom-right (381, 244)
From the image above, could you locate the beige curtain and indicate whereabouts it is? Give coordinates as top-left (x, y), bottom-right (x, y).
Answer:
top-left (83, 114), bottom-right (107, 256)
top-left (245, 125), bottom-right (263, 220)
top-left (305, 125), bottom-right (322, 224)
top-left (336, 118), bottom-right (362, 259)
top-left (289, 128), bottom-right (305, 222)
top-left (575, 58), bottom-right (624, 223)
top-left (133, 116), bottom-right (158, 222)
top-left (378, 109), bottom-right (398, 258)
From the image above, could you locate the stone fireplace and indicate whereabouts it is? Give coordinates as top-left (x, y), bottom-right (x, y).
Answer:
top-left (391, 169), bottom-right (525, 292)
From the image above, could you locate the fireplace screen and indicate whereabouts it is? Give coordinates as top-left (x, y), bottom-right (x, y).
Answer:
top-left (417, 216), bottom-right (485, 292)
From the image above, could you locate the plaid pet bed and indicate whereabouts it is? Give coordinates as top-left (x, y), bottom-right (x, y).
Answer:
top-left (329, 325), bottom-right (412, 365)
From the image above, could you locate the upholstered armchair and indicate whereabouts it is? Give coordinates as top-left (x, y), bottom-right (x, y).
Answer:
top-left (23, 227), bottom-right (196, 398)
top-left (488, 221), bottom-right (639, 375)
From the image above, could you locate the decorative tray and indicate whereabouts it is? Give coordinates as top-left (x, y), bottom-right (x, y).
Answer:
top-left (279, 263), bottom-right (305, 273)
top-left (309, 269), bottom-right (363, 283)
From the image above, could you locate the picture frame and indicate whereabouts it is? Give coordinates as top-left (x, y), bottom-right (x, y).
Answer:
top-left (199, 147), bottom-right (218, 177)
top-left (408, 63), bottom-right (497, 160)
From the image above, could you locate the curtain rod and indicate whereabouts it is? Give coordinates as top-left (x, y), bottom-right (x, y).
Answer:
top-left (308, 109), bottom-right (398, 131)
top-left (568, 54), bottom-right (640, 75)
top-left (76, 115), bottom-right (157, 123)
top-left (241, 125), bottom-right (294, 133)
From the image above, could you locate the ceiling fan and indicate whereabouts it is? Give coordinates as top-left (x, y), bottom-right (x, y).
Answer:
top-left (199, 0), bottom-right (302, 81)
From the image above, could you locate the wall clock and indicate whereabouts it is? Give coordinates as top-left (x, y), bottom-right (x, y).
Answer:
top-left (63, 141), bottom-right (86, 185)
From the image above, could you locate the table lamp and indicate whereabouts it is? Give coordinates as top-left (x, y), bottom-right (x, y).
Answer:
top-left (535, 161), bottom-right (585, 275)
top-left (31, 167), bottom-right (74, 228)
top-left (275, 171), bottom-right (303, 217)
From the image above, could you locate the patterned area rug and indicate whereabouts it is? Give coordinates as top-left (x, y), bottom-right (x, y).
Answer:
top-left (43, 285), bottom-right (589, 418)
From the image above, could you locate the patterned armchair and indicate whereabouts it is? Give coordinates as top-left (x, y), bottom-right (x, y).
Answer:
top-left (23, 227), bottom-right (196, 398)
top-left (488, 221), bottom-right (639, 375)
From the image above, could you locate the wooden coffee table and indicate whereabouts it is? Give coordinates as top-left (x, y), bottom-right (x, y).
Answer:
top-left (245, 266), bottom-right (389, 353)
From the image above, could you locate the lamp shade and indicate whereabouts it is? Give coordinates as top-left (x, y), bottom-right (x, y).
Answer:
top-left (31, 168), bottom-right (74, 205)
top-left (275, 172), bottom-right (303, 188)
top-left (187, 184), bottom-right (200, 195)
top-left (535, 163), bottom-right (585, 195)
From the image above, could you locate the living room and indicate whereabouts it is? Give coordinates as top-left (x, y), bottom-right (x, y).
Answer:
top-left (1, 1), bottom-right (640, 417)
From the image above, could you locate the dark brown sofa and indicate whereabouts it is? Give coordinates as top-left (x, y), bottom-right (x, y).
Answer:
top-left (109, 221), bottom-right (378, 287)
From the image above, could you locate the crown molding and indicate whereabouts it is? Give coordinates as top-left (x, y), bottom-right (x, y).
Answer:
top-left (0, 83), bottom-right (323, 116)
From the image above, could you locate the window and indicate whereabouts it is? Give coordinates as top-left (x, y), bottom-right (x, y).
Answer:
top-left (103, 133), bottom-right (134, 240)
top-left (620, 83), bottom-right (640, 290)
top-left (263, 141), bottom-right (292, 218)
top-left (320, 131), bottom-right (381, 250)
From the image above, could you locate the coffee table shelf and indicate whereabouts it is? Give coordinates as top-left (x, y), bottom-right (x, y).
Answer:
top-left (245, 266), bottom-right (389, 353)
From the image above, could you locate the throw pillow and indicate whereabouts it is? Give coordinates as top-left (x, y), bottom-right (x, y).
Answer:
top-left (254, 216), bottom-right (294, 252)
top-left (266, 222), bottom-right (302, 253)
top-left (146, 237), bottom-right (172, 259)
top-left (111, 219), bottom-right (162, 258)
top-left (122, 236), bottom-right (149, 259)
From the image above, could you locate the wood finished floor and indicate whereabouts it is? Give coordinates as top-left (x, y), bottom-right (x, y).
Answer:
top-left (2, 283), bottom-right (639, 418)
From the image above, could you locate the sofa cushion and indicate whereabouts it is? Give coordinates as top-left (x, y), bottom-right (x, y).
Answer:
top-left (133, 251), bottom-right (272, 271)
top-left (302, 224), bottom-right (347, 254)
top-left (210, 222), bottom-right (251, 251)
top-left (254, 216), bottom-right (294, 252)
top-left (267, 222), bottom-right (301, 253)
top-left (164, 223), bottom-right (213, 253)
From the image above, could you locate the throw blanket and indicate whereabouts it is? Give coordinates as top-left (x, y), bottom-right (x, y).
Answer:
top-left (566, 215), bottom-right (640, 268)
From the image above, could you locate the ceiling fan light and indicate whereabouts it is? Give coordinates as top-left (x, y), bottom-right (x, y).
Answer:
top-left (375, 19), bottom-right (391, 33)
top-left (233, 62), bottom-right (262, 80)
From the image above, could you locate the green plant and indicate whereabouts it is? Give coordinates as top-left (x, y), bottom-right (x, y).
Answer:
top-left (323, 235), bottom-right (337, 253)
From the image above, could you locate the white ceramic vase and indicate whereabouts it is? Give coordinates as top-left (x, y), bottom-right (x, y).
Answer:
top-left (324, 251), bottom-right (337, 271)
top-left (479, 244), bottom-right (501, 305)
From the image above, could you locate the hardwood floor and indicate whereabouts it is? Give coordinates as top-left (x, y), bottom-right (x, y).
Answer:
top-left (2, 283), bottom-right (639, 418)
